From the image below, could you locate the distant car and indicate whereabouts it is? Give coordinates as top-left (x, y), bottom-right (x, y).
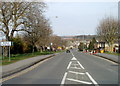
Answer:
top-left (66, 49), bottom-right (70, 53)
top-left (70, 47), bottom-right (73, 50)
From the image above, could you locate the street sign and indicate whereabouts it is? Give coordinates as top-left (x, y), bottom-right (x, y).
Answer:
top-left (0, 41), bottom-right (12, 62)
top-left (0, 41), bottom-right (12, 46)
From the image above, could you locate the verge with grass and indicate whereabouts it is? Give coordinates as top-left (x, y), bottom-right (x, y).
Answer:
top-left (1, 51), bottom-right (55, 65)
top-left (104, 51), bottom-right (120, 56)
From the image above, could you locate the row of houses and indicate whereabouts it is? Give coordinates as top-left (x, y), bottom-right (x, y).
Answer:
top-left (94, 42), bottom-right (119, 53)
top-left (61, 35), bottom-right (119, 53)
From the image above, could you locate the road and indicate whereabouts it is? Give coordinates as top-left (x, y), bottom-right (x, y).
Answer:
top-left (2, 49), bottom-right (118, 86)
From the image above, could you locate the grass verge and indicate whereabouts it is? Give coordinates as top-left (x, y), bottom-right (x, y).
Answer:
top-left (104, 51), bottom-right (120, 56)
top-left (1, 51), bottom-right (55, 65)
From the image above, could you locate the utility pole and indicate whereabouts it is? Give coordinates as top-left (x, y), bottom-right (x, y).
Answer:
top-left (83, 35), bottom-right (84, 51)
top-left (82, 31), bottom-right (85, 51)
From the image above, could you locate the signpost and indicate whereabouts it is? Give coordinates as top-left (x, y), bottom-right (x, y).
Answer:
top-left (0, 41), bottom-right (12, 61)
top-left (0, 41), bottom-right (12, 46)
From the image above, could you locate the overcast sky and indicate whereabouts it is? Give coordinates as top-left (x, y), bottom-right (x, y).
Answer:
top-left (45, 2), bottom-right (118, 36)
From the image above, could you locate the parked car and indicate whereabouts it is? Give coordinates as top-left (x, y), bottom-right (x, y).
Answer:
top-left (66, 49), bottom-right (70, 53)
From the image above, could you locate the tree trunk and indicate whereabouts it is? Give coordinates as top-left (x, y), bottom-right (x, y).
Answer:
top-left (109, 44), bottom-right (113, 53)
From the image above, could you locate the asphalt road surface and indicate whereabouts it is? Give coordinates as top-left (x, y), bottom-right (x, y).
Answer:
top-left (2, 49), bottom-right (118, 86)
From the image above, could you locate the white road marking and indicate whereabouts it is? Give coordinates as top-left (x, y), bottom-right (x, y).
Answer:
top-left (71, 57), bottom-right (77, 60)
top-left (86, 72), bottom-right (99, 86)
top-left (71, 64), bottom-right (79, 66)
top-left (67, 78), bottom-right (92, 84)
top-left (72, 64), bottom-right (79, 65)
top-left (70, 67), bottom-right (81, 69)
top-left (67, 61), bottom-right (72, 69)
top-left (61, 72), bottom-right (68, 84)
top-left (68, 71), bottom-right (85, 75)
top-left (77, 61), bottom-right (85, 69)
top-left (61, 51), bottom-right (99, 85)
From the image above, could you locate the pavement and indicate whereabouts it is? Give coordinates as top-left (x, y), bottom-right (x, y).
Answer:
top-left (93, 53), bottom-right (118, 63)
top-left (2, 49), bottom-right (118, 85)
top-left (1, 54), bottom-right (56, 78)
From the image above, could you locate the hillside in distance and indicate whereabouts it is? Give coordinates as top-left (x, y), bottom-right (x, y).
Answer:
top-left (61, 35), bottom-right (100, 41)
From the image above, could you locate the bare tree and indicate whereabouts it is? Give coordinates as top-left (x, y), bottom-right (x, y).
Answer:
top-left (0, 2), bottom-right (47, 55)
top-left (0, 2), bottom-right (29, 40)
top-left (97, 17), bottom-right (118, 52)
top-left (23, 3), bottom-right (52, 52)
top-left (0, 2), bottom-right (46, 41)
top-left (23, 19), bottom-right (52, 53)
top-left (50, 35), bottom-right (67, 50)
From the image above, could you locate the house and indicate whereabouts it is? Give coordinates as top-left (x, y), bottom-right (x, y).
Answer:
top-left (95, 41), bottom-right (119, 53)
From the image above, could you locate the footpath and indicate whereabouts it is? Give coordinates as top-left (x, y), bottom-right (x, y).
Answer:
top-left (93, 53), bottom-right (119, 64)
top-left (0, 54), bottom-right (56, 78)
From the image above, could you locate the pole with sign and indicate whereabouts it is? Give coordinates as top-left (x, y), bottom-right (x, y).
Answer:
top-left (0, 41), bottom-right (12, 61)
top-left (2, 46), bottom-right (4, 59)
top-left (9, 46), bottom-right (11, 61)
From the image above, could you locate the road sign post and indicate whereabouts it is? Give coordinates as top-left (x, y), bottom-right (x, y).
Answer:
top-left (0, 41), bottom-right (12, 61)
top-left (9, 46), bottom-right (11, 62)
top-left (2, 46), bottom-right (4, 59)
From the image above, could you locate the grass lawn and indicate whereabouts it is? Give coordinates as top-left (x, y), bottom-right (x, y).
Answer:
top-left (1, 51), bottom-right (56, 65)
top-left (104, 51), bottom-right (120, 56)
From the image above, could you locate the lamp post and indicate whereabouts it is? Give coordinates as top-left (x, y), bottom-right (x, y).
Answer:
top-left (82, 31), bottom-right (85, 51)
top-left (50, 42), bottom-right (53, 51)
top-left (0, 32), bottom-right (4, 59)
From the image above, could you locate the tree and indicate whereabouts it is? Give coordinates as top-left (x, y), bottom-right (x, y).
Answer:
top-left (0, 2), bottom-right (47, 55)
top-left (88, 37), bottom-right (97, 50)
top-left (49, 35), bottom-right (62, 49)
top-left (49, 35), bottom-right (67, 50)
top-left (10, 36), bottom-right (24, 54)
top-left (97, 17), bottom-right (118, 52)
top-left (0, 2), bottom-right (46, 40)
top-left (78, 42), bottom-right (84, 51)
top-left (22, 3), bottom-right (52, 52)
top-left (0, 2), bottom-right (29, 40)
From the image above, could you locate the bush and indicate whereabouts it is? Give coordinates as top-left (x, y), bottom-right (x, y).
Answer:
top-left (10, 37), bottom-right (24, 54)
top-left (88, 37), bottom-right (97, 50)
top-left (78, 42), bottom-right (87, 51)
top-left (23, 44), bottom-right (33, 53)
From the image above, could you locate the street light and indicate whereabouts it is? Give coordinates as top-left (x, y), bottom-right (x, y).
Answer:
top-left (50, 42), bottom-right (53, 51)
top-left (82, 31), bottom-right (85, 51)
